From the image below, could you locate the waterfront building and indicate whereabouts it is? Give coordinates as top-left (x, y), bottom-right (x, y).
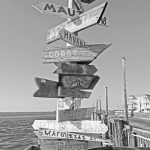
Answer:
top-left (127, 94), bottom-right (150, 113)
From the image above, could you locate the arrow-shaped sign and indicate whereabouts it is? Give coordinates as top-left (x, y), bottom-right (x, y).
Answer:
top-left (59, 74), bottom-right (100, 89)
top-left (32, 120), bottom-right (108, 134)
top-left (34, 128), bottom-right (109, 143)
top-left (54, 62), bottom-right (97, 75)
top-left (43, 44), bottom-right (111, 63)
top-left (58, 86), bottom-right (91, 98)
top-left (34, 78), bottom-right (91, 98)
top-left (58, 107), bottom-right (95, 122)
top-left (32, 2), bottom-right (81, 19)
top-left (33, 77), bottom-right (59, 98)
top-left (46, 2), bottom-right (108, 44)
top-left (59, 29), bottom-right (86, 47)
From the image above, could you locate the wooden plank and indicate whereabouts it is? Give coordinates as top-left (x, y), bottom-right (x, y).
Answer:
top-left (33, 77), bottom-right (59, 98)
top-left (58, 107), bottom-right (95, 122)
top-left (59, 29), bottom-right (86, 47)
top-left (58, 86), bottom-right (91, 98)
top-left (54, 62), bottom-right (97, 75)
top-left (40, 139), bottom-right (88, 150)
top-left (46, 2), bottom-right (108, 44)
top-left (34, 128), bottom-right (110, 143)
top-left (32, 120), bottom-right (108, 134)
top-left (32, 2), bottom-right (81, 19)
top-left (59, 74), bottom-right (100, 89)
top-left (43, 44), bottom-right (111, 63)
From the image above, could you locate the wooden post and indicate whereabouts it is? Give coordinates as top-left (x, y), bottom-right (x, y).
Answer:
top-left (122, 57), bottom-right (128, 122)
top-left (106, 87), bottom-right (108, 116)
top-left (99, 96), bottom-right (102, 120)
top-left (105, 86), bottom-right (109, 139)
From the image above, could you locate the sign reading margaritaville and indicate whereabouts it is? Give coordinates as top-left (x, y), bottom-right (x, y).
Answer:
top-left (35, 128), bottom-right (108, 142)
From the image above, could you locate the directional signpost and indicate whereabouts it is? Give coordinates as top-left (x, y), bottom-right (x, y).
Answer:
top-left (32, 0), bottom-right (113, 148)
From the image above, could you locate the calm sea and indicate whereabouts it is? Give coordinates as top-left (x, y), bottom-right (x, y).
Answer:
top-left (0, 112), bottom-right (56, 150)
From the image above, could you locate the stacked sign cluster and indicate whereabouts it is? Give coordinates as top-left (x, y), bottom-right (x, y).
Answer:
top-left (32, 0), bottom-right (112, 149)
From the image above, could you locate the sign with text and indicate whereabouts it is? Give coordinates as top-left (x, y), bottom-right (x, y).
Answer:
top-left (46, 2), bottom-right (107, 44)
top-left (58, 107), bottom-right (95, 122)
top-left (33, 77), bottom-right (59, 98)
top-left (43, 44), bottom-right (111, 63)
top-left (54, 62), bottom-right (97, 75)
top-left (32, 120), bottom-right (108, 134)
top-left (32, 2), bottom-right (81, 19)
top-left (35, 128), bottom-right (107, 142)
top-left (59, 29), bottom-right (86, 47)
top-left (58, 86), bottom-right (91, 98)
top-left (59, 74), bottom-right (100, 89)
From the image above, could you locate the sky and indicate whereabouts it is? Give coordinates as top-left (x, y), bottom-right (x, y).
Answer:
top-left (0, 0), bottom-right (150, 112)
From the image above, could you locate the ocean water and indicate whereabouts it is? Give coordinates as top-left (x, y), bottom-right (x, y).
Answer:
top-left (0, 112), bottom-right (56, 150)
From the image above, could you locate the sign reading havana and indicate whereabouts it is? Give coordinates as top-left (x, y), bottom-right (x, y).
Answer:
top-left (59, 29), bottom-right (86, 47)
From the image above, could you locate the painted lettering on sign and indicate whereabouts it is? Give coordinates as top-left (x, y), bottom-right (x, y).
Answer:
top-left (59, 74), bottom-right (100, 89)
top-left (32, 2), bottom-right (81, 19)
top-left (58, 107), bottom-right (95, 122)
top-left (59, 29), bottom-right (86, 47)
top-left (43, 49), bottom-right (77, 59)
top-left (39, 128), bottom-right (105, 142)
top-left (43, 43), bottom-right (111, 63)
top-left (46, 2), bottom-right (107, 43)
